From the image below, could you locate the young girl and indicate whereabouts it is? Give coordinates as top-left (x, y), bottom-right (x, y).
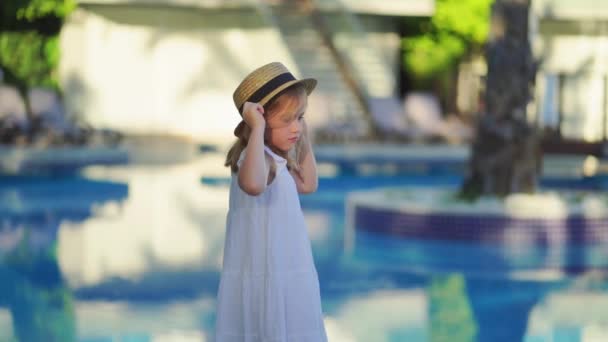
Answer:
top-left (215, 62), bottom-right (328, 341)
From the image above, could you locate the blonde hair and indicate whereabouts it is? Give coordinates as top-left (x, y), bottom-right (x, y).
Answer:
top-left (225, 84), bottom-right (309, 184)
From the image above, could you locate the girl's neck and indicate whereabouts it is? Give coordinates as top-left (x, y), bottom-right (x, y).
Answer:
top-left (266, 144), bottom-right (288, 159)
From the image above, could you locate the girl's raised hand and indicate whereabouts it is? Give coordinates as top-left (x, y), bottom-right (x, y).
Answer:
top-left (242, 102), bottom-right (265, 130)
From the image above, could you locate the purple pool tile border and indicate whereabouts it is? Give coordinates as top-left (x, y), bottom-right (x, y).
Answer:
top-left (354, 206), bottom-right (608, 245)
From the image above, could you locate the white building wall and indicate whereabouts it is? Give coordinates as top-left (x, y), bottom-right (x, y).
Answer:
top-left (533, 32), bottom-right (608, 141)
top-left (59, 5), bottom-right (300, 146)
top-left (530, 0), bottom-right (608, 142)
top-left (332, 15), bottom-right (401, 98)
top-left (532, 0), bottom-right (608, 20)
top-left (535, 35), bottom-right (608, 74)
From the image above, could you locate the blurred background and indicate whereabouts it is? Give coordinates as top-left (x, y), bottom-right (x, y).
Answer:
top-left (1, 0), bottom-right (607, 341)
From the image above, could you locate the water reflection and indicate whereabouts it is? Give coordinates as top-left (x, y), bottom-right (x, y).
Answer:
top-left (0, 175), bottom-right (127, 341)
top-left (429, 274), bottom-right (477, 341)
top-left (0, 153), bottom-right (607, 341)
top-left (527, 274), bottom-right (608, 341)
top-left (59, 162), bottom-right (227, 288)
top-left (325, 288), bottom-right (427, 341)
top-left (0, 233), bottom-right (75, 341)
top-left (346, 228), bottom-right (608, 341)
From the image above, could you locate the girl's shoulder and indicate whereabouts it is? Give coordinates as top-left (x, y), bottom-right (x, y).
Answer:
top-left (263, 146), bottom-right (287, 166)
top-left (235, 146), bottom-right (282, 171)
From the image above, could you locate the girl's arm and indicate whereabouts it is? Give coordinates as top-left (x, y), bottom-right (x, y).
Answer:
top-left (291, 121), bottom-right (318, 194)
top-left (238, 102), bottom-right (269, 196)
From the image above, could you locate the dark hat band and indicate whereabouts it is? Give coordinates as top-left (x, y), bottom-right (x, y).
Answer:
top-left (238, 72), bottom-right (296, 113)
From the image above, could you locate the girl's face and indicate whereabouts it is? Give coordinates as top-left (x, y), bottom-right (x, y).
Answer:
top-left (265, 91), bottom-right (307, 152)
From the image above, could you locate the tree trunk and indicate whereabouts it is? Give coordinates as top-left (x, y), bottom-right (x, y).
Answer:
top-left (461, 0), bottom-right (540, 199)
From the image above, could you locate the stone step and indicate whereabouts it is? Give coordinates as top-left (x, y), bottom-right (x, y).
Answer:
top-left (269, 3), bottom-right (369, 126)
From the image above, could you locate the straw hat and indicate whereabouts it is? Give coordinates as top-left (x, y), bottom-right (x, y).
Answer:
top-left (233, 62), bottom-right (317, 115)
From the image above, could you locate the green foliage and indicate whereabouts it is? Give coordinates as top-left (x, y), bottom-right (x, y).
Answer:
top-left (3, 229), bottom-right (76, 342)
top-left (429, 274), bottom-right (477, 342)
top-left (0, 32), bottom-right (59, 89)
top-left (11, 282), bottom-right (76, 342)
top-left (404, 33), bottom-right (465, 82)
top-left (1, 0), bottom-right (75, 24)
top-left (433, 0), bottom-right (493, 44)
top-left (16, 0), bottom-right (75, 21)
top-left (0, 0), bottom-right (75, 94)
top-left (403, 0), bottom-right (493, 84)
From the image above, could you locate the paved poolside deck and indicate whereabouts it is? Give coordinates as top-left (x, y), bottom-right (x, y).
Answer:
top-left (315, 143), bottom-right (469, 162)
top-left (1, 138), bottom-right (607, 178)
top-left (315, 143), bottom-right (608, 178)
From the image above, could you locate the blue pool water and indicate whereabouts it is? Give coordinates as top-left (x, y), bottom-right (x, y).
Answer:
top-left (0, 154), bottom-right (607, 342)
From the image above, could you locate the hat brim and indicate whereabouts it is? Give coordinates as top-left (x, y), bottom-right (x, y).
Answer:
top-left (257, 78), bottom-right (317, 108)
top-left (234, 77), bottom-right (317, 137)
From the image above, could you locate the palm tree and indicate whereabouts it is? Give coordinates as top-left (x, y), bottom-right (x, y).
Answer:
top-left (461, 0), bottom-right (540, 199)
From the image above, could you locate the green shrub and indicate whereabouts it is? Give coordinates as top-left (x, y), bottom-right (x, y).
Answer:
top-left (403, 0), bottom-right (493, 86)
top-left (0, 0), bottom-right (75, 91)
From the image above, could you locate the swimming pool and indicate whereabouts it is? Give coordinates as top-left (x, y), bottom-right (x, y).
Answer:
top-left (0, 151), bottom-right (607, 341)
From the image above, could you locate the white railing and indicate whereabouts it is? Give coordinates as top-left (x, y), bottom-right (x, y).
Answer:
top-left (533, 0), bottom-right (608, 20)
top-left (78, 0), bottom-right (435, 16)
top-left (77, 0), bottom-right (255, 8)
top-left (331, 0), bottom-right (434, 16)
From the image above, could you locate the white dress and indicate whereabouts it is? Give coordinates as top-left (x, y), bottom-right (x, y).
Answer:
top-left (215, 145), bottom-right (328, 342)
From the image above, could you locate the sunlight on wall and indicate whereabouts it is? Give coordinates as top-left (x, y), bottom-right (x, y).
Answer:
top-left (60, 7), bottom-right (299, 145)
top-left (535, 33), bottom-right (608, 142)
top-left (533, 0), bottom-right (608, 19)
top-left (560, 73), bottom-right (605, 141)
